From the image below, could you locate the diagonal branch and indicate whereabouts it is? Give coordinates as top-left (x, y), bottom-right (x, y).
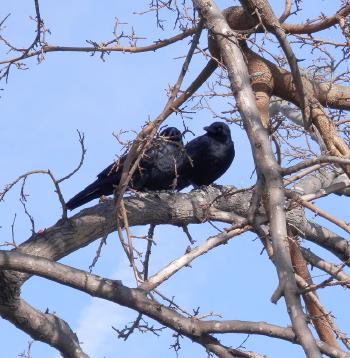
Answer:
top-left (0, 250), bottom-right (348, 358)
top-left (114, 19), bottom-right (205, 206)
top-left (194, 0), bottom-right (321, 356)
top-left (140, 223), bottom-right (249, 291)
top-left (0, 296), bottom-right (88, 358)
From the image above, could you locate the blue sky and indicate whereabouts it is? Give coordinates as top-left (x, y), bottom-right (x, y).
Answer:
top-left (0, 1), bottom-right (349, 357)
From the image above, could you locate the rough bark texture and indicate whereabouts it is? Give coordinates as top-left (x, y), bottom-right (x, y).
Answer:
top-left (193, 1), bottom-right (321, 357)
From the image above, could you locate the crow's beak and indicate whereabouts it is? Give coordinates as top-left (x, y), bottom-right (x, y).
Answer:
top-left (203, 126), bottom-right (209, 132)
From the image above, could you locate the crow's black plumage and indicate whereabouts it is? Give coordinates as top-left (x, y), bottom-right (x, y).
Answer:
top-left (177, 122), bottom-right (235, 189)
top-left (66, 127), bottom-right (185, 210)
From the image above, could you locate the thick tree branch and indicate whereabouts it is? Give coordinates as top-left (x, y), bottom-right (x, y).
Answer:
top-left (282, 4), bottom-right (350, 34)
top-left (221, 4), bottom-right (350, 35)
top-left (2, 185), bottom-right (347, 284)
top-left (0, 251), bottom-right (255, 358)
top-left (1, 250), bottom-right (349, 358)
top-left (193, 1), bottom-right (321, 356)
top-left (0, 297), bottom-right (88, 358)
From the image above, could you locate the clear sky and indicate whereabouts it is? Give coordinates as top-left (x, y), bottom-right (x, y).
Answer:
top-left (0, 1), bottom-right (349, 357)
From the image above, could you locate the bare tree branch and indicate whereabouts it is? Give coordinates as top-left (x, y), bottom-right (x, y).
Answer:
top-left (1, 250), bottom-right (349, 358)
top-left (193, 1), bottom-right (321, 356)
top-left (0, 296), bottom-right (88, 358)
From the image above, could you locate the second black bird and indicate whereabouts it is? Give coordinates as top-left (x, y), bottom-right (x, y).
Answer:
top-left (177, 122), bottom-right (235, 189)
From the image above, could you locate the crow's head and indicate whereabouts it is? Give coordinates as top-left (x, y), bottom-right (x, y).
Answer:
top-left (159, 127), bottom-right (183, 143)
top-left (204, 122), bottom-right (232, 142)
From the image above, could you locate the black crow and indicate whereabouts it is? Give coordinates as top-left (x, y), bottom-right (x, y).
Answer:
top-left (177, 122), bottom-right (235, 189)
top-left (66, 127), bottom-right (185, 210)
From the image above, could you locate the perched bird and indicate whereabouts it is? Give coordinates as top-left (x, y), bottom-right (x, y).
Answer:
top-left (66, 127), bottom-right (186, 210)
top-left (177, 122), bottom-right (235, 189)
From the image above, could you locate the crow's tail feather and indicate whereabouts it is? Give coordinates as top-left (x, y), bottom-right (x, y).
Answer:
top-left (66, 181), bottom-right (106, 210)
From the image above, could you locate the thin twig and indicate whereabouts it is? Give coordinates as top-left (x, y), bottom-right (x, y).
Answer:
top-left (89, 235), bottom-right (108, 272)
top-left (0, 29), bottom-right (196, 66)
top-left (143, 225), bottom-right (156, 280)
top-left (57, 130), bottom-right (86, 183)
top-left (286, 190), bottom-right (350, 235)
top-left (282, 156), bottom-right (350, 176)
